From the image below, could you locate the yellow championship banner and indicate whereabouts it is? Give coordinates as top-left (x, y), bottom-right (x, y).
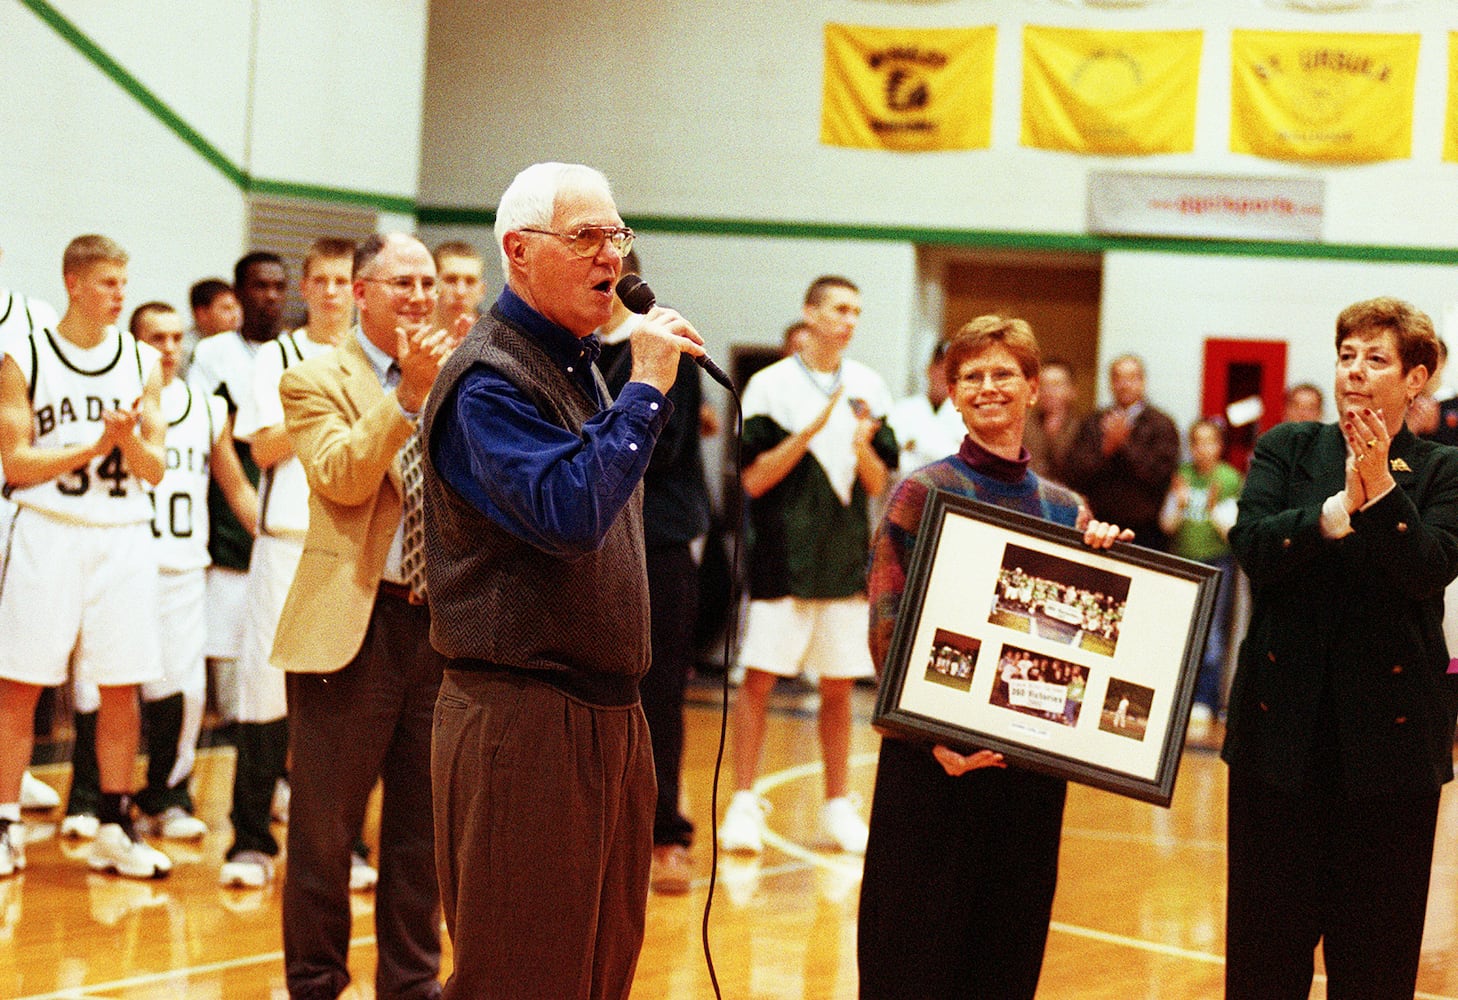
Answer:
top-left (1231, 30), bottom-right (1418, 163)
top-left (1444, 34), bottom-right (1458, 162)
top-left (1020, 27), bottom-right (1202, 155)
top-left (820, 23), bottom-right (996, 152)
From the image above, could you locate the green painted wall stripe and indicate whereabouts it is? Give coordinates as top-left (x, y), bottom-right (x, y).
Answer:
top-left (247, 178), bottom-right (417, 216)
top-left (416, 205), bottom-right (499, 227)
top-left (20, 0), bottom-right (244, 187)
top-left (417, 205), bottom-right (1458, 266)
top-left (20, 0), bottom-right (416, 214)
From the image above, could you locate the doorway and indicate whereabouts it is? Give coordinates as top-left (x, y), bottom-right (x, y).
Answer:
top-left (921, 246), bottom-right (1103, 411)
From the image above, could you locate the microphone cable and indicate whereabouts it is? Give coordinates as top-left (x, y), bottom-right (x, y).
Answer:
top-left (699, 379), bottom-right (742, 1000)
top-left (611, 273), bottom-right (743, 997)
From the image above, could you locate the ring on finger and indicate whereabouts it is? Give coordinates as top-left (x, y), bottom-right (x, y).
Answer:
top-left (1366, 438), bottom-right (1378, 448)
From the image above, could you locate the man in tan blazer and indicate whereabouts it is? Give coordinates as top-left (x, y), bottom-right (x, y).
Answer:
top-left (272, 232), bottom-right (453, 1000)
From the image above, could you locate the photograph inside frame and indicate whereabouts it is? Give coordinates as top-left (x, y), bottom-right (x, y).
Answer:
top-left (875, 491), bottom-right (1219, 806)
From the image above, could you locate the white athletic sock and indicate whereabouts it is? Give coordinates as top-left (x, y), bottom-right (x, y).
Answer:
top-left (0, 803), bottom-right (20, 823)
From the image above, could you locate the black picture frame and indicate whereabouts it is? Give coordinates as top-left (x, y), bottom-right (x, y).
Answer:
top-left (872, 490), bottom-right (1221, 807)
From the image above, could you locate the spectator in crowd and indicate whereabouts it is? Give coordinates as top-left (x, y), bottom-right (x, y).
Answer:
top-left (1063, 354), bottom-right (1180, 550)
top-left (1281, 382), bottom-right (1324, 424)
top-left (1023, 357), bottom-right (1081, 483)
top-left (887, 338), bottom-right (962, 476)
top-left (781, 319), bottom-right (809, 358)
top-left (1411, 338), bottom-right (1448, 439)
top-left (1158, 418), bottom-right (1242, 742)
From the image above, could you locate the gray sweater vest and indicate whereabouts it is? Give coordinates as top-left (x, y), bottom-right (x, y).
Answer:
top-left (419, 309), bottom-right (650, 689)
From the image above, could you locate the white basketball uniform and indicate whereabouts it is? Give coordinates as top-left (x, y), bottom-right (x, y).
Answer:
top-left (74, 380), bottom-right (226, 787)
top-left (189, 330), bottom-right (260, 662)
top-left (232, 330), bottom-right (333, 723)
top-left (0, 324), bottom-right (162, 687)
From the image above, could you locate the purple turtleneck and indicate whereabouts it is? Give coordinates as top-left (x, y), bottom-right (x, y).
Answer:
top-left (958, 434), bottom-right (1032, 484)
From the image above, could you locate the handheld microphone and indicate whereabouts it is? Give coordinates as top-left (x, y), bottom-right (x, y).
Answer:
top-left (614, 274), bottom-right (734, 392)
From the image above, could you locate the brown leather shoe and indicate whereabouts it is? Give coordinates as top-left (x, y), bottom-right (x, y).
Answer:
top-left (651, 844), bottom-right (692, 896)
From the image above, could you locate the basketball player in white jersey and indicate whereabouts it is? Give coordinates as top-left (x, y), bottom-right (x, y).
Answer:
top-left (69, 303), bottom-right (258, 842)
top-left (222, 238), bottom-right (355, 889)
top-left (0, 249), bottom-right (66, 815)
top-left (0, 235), bottom-right (172, 879)
top-left (188, 252), bottom-right (285, 732)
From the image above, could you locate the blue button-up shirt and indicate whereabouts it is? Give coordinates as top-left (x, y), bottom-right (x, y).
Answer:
top-left (434, 285), bottom-right (673, 559)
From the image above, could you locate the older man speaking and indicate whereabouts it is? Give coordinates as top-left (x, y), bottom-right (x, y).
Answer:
top-left (422, 163), bottom-right (706, 1000)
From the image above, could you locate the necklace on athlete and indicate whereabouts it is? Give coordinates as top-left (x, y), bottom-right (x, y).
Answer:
top-left (794, 352), bottom-right (843, 398)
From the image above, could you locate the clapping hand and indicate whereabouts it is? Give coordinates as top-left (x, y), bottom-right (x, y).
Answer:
top-left (395, 323), bottom-right (455, 413)
top-left (1100, 409), bottom-right (1132, 456)
top-left (97, 402), bottom-right (141, 451)
top-left (1342, 406), bottom-right (1395, 512)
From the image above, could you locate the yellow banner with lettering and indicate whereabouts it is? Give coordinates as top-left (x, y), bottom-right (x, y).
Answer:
top-left (1444, 34), bottom-right (1458, 162)
top-left (820, 23), bottom-right (996, 152)
top-left (1020, 27), bottom-right (1202, 155)
top-left (1231, 30), bottom-right (1418, 163)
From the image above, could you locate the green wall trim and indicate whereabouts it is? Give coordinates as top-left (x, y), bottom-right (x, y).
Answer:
top-left (417, 205), bottom-right (500, 227)
top-left (20, 0), bottom-right (417, 215)
top-left (247, 178), bottom-right (417, 216)
top-left (417, 204), bottom-right (1458, 266)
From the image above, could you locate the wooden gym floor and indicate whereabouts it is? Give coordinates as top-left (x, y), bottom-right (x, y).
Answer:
top-left (5, 680), bottom-right (1458, 999)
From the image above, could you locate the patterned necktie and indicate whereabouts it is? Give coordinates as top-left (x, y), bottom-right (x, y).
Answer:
top-left (398, 428), bottom-right (427, 603)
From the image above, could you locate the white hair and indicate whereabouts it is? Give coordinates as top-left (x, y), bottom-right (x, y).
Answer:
top-left (494, 163), bottom-right (614, 273)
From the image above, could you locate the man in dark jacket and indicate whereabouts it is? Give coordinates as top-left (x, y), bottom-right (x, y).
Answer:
top-left (1062, 353), bottom-right (1179, 550)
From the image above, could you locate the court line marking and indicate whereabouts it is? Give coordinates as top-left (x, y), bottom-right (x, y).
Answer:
top-left (13, 934), bottom-right (377, 1000)
top-left (1062, 826), bottom-right (1226, 852)
top-left (752, 751), bottom-right (877, 873)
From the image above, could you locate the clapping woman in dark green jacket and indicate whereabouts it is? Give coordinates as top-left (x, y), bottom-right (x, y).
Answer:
top-left (1224, 296), bottom-right (1458, 1000)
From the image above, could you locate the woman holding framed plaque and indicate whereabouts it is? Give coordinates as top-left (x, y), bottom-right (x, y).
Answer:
top-left (1224, 297), bottom-right (1458, 999)
top-left (858, 316), bottom-right (1127, 1000)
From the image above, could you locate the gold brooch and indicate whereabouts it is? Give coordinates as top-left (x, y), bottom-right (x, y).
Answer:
top-left (1391, 457), bottom-right (1412, 472)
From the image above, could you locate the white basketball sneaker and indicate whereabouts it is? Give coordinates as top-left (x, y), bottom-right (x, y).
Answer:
top-left (88, 822), bottom-right (173, 879)
top-left (718, 790), bottom-right (768, 855)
